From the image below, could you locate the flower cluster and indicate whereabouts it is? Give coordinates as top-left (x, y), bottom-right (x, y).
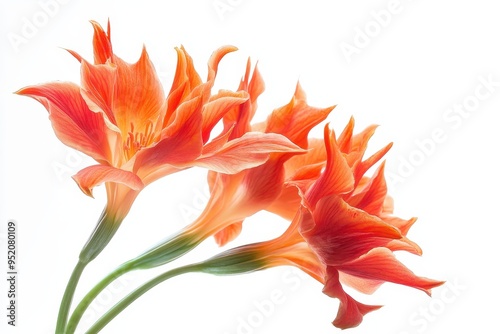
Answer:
top-left (17, 20), bottom-right (443, 333)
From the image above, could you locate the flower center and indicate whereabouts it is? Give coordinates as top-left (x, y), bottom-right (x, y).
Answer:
top-left (123, 121), bottom-right (154, 160)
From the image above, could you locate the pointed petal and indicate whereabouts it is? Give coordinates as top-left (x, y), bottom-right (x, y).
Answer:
top-left (337, 248), bottom-right (445, 296)
top-left (206, 45), bottom-right (238, 82)
top-left (193, 132), bottom-right (305, 174)
top-left (323, 267), bottom-right (382, 329)
top-left (73, 165), bottom-right (144, 197)
top-left (386, 236), bottom-right (423, 255)
top-left (382, 216), bottom-right (418, 236)
top-left (337, 116), bottom-right (355, 153)
top-left (301, 195), bottom-right (402, 265)
top-left (347, 161), bottom-right (387, 215)
top-left (224, 60), bottom-right (265, 139)
top-left (164, 47), bottom-right (203, 127)
top-left (305, 126), bottom-right (354, 206)
top-left (202, 90), bottom-right (249, 142)
top-left (353, 142), bottom-right (393, 184)
top-left (111, 47), bottom-right (165, 137)
top-left (89, 20), bottom-right (113, 64)
top-left (16, 82), bottom-right (111, 163)
top-left (264, 83), bottom-right (334, 149)
top-left (80, 59), bottom-right (118, 129)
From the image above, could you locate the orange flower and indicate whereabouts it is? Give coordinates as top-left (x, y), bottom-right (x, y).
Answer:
top-left (15, 21), bottom-right (301, 261)
top-left (198, 123), bottom-right (443, 330)
top-left (127, 63), bottom-right (335, 270)
top-left (195, 68), bottom-right (334, 247)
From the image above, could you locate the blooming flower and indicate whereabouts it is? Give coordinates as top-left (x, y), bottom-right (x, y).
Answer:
top-left (126, 60), bottom-right (336, 269)
top-left (196, 123), bottom-right (444, 329)
top-left (16, 21), bottom-right (301, 261)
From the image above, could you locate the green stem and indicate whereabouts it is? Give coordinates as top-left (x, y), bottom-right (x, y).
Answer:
top-left (65, 232), bottom-right (200, 333)
top-left (85, 247), bottom-right (266, 332)
top-left (65, 261), bottom-right (134, 334)
top-left (85, 264), bottom-right (202, 334)
top-left (55, 260), bottom-right (88, 334)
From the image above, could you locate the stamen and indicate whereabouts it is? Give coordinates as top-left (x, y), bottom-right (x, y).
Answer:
top-left (122, 120), bottom-right (156, 160)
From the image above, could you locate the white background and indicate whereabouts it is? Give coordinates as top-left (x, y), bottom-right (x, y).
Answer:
top-left (1, 0), bottom-right (499, 333)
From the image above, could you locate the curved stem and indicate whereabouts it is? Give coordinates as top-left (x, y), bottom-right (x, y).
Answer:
top-left (65, 261), bottom-right (135, 334)
top-left (85, 264), bottom-right (202, 333)
top-left (55, 260), bottom-right (88, 334)
top-left (66, 230), bottom-right (202, 333)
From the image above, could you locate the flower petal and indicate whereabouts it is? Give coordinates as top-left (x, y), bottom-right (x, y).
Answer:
top-left (133, 95), bottom-right (204, 180)
top-left (73, 165), bottom-right (144, 197)
top-left (80, 59), bottom-right (118, 129)
top-left (90, 20), bottom-right (113, 64)
top-left (264, 83), bottom-right (334, 149)
top-left (193, 132), bottom-right (305, 174)
top-left (225, 59), bottom-right (265, 139)
top-left (305, 126), bottom-right (354, 206)
top-left (347, 161), bottom-right (387, 215)
top-left (111, 47), bottom-right (166, 137)
top-left (323, 267), bottom-right (382, 329)
top-left (301, 195), bottom-right (402, 265)
top-left (337, 248), bottom-right (445, 296)
top-left (202, 90), bottom-right (249, 142)
top-left (163, 46), bottom-right (203, 127)
top-left (16, 82), bottom-right (112, 163)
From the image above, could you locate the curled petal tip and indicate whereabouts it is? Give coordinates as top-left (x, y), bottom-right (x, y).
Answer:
top-left (72, 175), bottom-right (95, 198)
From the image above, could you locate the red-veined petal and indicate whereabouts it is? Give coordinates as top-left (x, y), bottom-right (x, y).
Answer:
top-left (301, 195), bottom-right (402, 265)
top-left (16, 82), bottom-right (112, 164)
top-left (323, 267), bottom-right (382, 329)
top-left (337, 248), bottom-right (445, 296)
top-left (305, 126), bottom-right (354, 206)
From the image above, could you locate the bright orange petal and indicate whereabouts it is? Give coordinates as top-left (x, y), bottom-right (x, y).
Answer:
top-left (73, 165), bottom-right (144, 197)
top-left (16, 82), bottom-right (111, 164)
top-left (301, 195), bottom-right (402, 265)
top-left (206, 45), bottom-right (238, 82)
top-left (90, 20), bottom-right (113, 64)
top-left (347, 161), bottom-right (387, 215)
top-left (80, 59), bottom-right (118, 128)
top-left (323, 267), bottom-right (382, 329)
top-left (337, 248), bottom-right (445, 296)
top-left (201, 90), bottom-right (249, 142)
top-left (164, 46), bottom-right (203, 127)
top-left (193, 132), bottom-right (305, 174)
top-left (264, 83), bottom-right (334, 149)
top-left (111, 47), bottom-right (165, 138)
top-left (305, 126), bottom-right (354, 206)
top-left (133, 95), bottom-right (204, 178)
top-left (225, 60), bottom-right (265, 139)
